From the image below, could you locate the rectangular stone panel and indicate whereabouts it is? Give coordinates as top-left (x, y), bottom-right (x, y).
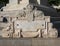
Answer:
top-left (14, 20), bottom-right (45, 31)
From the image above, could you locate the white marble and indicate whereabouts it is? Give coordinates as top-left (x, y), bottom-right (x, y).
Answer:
top-left (9, 0), bottom-right (18, 4)
top-left (14, 20), bottom-right (45, 31)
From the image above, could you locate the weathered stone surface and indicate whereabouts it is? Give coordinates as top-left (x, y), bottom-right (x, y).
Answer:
top-left (14, 20), bottom-right (45, 32)
top-left (13, 29), bottom-right (21, 38)
top-left (45, 16), bottom-right (50, 22)
top-left (2, 30), bottom-right (12, 38)
top-left (3, 0), bottom-right (29, 11)
top-left (21, 31), bottom-right (39, 37)
top-left (34, 9), bottom-right (45, 20)
top-left (0, 0), bottom-right (58, 38)
top-left (9, 0), bottom-right (18, 4)
top-left (48, 23), bottom-right (53, 30)
top-left (21, 29), bottom-right (41, 37)
top-left (42, 29), bottom-right (48, 38)
top-left (48, 29), bottom-right (58, 38)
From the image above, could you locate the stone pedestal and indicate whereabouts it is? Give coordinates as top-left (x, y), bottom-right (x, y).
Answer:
top-left (3, 0), bottom-right (29, 11)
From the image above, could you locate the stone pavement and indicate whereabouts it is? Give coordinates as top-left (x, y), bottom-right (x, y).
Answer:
top-left (0, 38), bottom-right (60, 46)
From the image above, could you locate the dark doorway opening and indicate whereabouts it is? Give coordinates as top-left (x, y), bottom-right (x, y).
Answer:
top-left (3, 17), bottom-right (8, 23)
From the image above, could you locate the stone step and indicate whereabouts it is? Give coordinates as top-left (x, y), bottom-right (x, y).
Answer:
top-left (0, 38), bottom-right (60, 46)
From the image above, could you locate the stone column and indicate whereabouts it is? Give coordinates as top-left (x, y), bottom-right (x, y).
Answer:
top-left (37, 0), bottom-right (40, 5)
top-left (9, 0), bottom-right (18, 4)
